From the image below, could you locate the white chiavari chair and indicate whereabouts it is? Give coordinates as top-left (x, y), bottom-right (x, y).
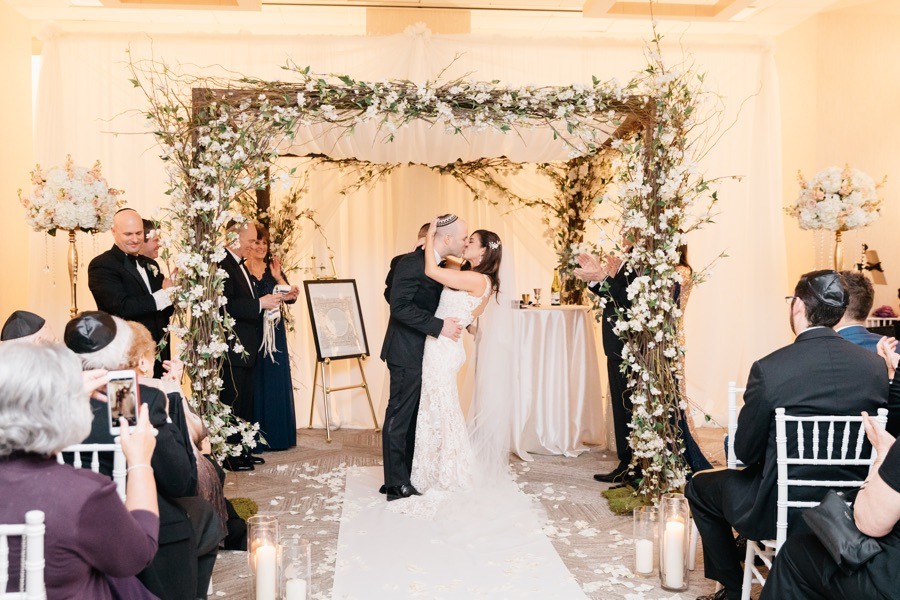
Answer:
top-left (0, 510), bottom-right (45, 600)
top-left (689, 381), bottom-right (746, 572)
top-left (740, 407), bottom-right (888, 600)
top-left (57, 438), bottom-right (126, 501)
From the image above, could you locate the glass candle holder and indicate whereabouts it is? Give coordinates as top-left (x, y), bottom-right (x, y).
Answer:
top-left (281, 538), bottom-right (311, 600)
top-left (248, 515), bottom-right (280, 600)
top-left (658, 493), bottom-right (689, 592)
top-left (632, 506), bottom-right (658, 576)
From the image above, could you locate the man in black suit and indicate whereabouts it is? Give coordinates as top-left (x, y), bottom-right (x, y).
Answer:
top-left (218, 221), bottom-right (281, 471)
top-left (575, 251), bottom-right (638, 484)
top-left (64, 311), bottom-right (222, 600)
top-left (380, 214), bottom-right (465, 501)
top-left (88, 208), bottom-right (175, 378)
top-left (686, 270), bottom-right (890, 600)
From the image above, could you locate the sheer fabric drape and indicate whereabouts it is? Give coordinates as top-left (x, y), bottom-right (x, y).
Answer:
top-left (33, 30), bottom-right (786, 428)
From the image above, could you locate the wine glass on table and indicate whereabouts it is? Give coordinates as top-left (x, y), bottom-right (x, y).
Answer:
top-left (533, 288), bottom-right (542, 307)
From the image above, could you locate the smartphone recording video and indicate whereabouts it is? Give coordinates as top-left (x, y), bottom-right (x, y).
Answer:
top-left (107, 370), bottom-right (141, 435)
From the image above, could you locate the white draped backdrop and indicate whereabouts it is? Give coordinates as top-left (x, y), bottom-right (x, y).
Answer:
top-left (30, 28), bottom-right (788, 432)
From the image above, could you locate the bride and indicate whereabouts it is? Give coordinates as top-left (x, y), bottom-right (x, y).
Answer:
top-left (406, 216), bottom-right (503, 495)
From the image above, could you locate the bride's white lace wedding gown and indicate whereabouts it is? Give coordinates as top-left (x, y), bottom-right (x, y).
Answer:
top-left (411, 275), bottom-right (492, 492)
top-left (388, 275), bottom-right (490, 517)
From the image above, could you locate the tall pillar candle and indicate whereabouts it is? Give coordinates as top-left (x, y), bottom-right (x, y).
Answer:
top-left (663, 518), bottom-right (685, 588)
top-left (658, 493), bottom-right (689, 592)
top-left (254, 544), bottom-right (277, 600)
top-left (632, 505), bottom-right (657, 576)
top-left (635, 539), bottom-right (654, 574)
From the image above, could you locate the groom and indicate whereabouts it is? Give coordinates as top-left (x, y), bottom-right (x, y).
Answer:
top-left (380, 214), bottom-right (467, 501)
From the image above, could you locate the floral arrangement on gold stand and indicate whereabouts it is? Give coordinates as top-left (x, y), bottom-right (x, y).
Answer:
top-left (18, 155), bottom-right (123, 317)
top-left (788, 165), bottom-right (886, 270)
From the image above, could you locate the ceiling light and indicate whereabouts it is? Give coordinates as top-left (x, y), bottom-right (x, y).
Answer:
top-left (730, 6), bottom-right (759, 21)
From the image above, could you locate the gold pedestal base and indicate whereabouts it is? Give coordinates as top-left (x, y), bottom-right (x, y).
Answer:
top-left (67, 230), bottom-right (79, 318)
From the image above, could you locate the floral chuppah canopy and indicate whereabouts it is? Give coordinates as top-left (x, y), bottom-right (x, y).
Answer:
top-left (132, 33), bottom-right (716, 499)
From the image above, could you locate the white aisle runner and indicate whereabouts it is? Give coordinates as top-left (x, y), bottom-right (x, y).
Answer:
top-left (332, 466), bottom-right (588, 599)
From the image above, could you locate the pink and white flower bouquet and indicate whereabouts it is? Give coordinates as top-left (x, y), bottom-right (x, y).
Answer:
top-left (19, 155), bottom-right (123, 235)
top-left (788, 165), bottom-right (884, 231)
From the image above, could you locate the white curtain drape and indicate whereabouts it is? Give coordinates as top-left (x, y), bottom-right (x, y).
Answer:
top-left (33, 29), bottom-right (787, 428)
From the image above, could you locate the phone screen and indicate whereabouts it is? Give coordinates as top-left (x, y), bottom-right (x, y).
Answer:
top-left (107, 375), bottom-right (139, 429)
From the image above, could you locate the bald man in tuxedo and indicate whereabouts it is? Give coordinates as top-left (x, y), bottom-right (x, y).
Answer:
top-left (88, 208), bottom-right (175, 377)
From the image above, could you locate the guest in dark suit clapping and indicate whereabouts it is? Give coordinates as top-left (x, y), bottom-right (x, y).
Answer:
top-left (88, 208), bottom-right (175, 377)
top-left (686, 271), bottom-right (889, 600)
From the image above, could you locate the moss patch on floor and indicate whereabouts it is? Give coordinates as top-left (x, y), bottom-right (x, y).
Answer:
top-left (230, 497), bottom-right (259, 521)
top-left (601, 485), bottom-right (650, 515)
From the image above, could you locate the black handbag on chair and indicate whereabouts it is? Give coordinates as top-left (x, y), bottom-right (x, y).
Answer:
top-left (801, 489), bottom-right (883, 574)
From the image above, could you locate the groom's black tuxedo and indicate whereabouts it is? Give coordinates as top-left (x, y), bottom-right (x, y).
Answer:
top-left (88, 244), bottom-right (173, 374)
top-left (381, 248), bottom-right (444, 367)
top-left (381, 248), bottom-right (444, 488)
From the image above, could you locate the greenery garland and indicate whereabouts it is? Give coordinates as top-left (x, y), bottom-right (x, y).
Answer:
top-left (129, 40), bottom-right (718, 501)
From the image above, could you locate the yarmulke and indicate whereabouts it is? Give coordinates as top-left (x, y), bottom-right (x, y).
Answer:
top-left (64, 311), bottom-right (118, 353)
top-left (804, 270), bottom-right (849, 308)
top-left (436, 214), bottom-right (458, 227)
top-left (1, 310), bottom-right (46, 341)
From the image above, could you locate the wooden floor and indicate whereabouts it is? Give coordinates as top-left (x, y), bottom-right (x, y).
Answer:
top-left (211, 427), bottom-right (730, 599)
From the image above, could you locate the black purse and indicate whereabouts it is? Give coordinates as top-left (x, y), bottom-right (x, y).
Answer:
top-left (801, 488), bottom-right (883, 574)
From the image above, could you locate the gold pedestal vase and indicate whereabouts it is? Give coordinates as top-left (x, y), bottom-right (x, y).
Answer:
top-left (67, 230), bottom-right (79, 318)
top-left (833, 229), bottom-right (845, 271)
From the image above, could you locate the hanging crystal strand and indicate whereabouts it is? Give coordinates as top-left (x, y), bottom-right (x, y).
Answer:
top-left (50, 236), bottom-right (57, 287)
top-left (43, 236), bottom-right (51, 274)
top-left (817, 230), bottom-right (826, 269)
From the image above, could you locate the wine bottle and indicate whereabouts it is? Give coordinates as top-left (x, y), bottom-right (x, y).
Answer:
top-left (550, 269), bottom-right (561, 305)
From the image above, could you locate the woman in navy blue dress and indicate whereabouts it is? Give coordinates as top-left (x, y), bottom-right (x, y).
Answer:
top-left (246, 224), bottom-right (300, 450)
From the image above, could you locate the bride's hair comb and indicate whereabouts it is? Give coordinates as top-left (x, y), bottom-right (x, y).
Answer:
top-left (488, 241), bottom-right (500, 250)
top-left (436, 214), bottom-right (458, 227)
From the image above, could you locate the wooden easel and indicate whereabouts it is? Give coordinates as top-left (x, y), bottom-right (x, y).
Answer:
top-left (307, 355), bottom-right (380, 443)
top-left (304, 267), bottom-right (380, 443)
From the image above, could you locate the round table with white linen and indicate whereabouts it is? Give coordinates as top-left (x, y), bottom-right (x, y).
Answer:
top-left (511, 304), bottom-right (606, 460)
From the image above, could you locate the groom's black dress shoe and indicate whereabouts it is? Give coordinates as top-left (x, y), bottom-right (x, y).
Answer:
top-left (250, 455), bottom-right (266, 465)
top-left (379, 485), bottom-right (387, 494)
top-left (386, 484), bottom-right (422, 502)
top-left (593, 462), bottom-right (630, 483)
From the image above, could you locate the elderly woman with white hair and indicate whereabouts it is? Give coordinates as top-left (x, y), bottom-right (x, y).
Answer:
top-left (0, 342), bottom-right (159, 599)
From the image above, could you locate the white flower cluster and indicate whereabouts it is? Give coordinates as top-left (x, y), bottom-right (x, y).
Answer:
top-left (287, 66), bottom-right (629, 155)
top-left (789, 165), bottom-right (883, 231)
top-left (19, 155), bottom-right (122, 234)
top-left (139, 75), bottom-right (302, 460)
top-left (605, 55), bottom-right (717, 498)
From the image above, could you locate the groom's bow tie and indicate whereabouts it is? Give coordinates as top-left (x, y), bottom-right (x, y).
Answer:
top-left (238, 257), bottom-right (247, 266)
top-left (126, 254), bottom-right (143, 267)
top-left (438, 260), bottom-right (447, 268)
